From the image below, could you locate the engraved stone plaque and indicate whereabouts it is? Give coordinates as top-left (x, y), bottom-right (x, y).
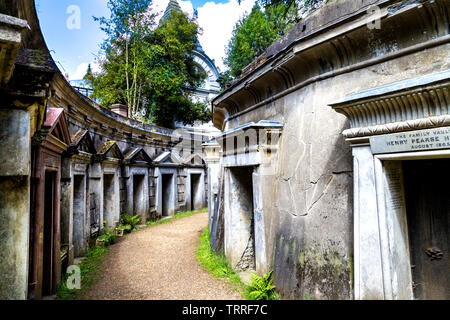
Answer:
top-left (74, 163), bottom-right (86, 172)
top-left (370, 126), bottom-right (450, 154)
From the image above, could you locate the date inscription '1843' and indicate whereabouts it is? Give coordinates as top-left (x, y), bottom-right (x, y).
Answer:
top-left (370, 126), bottom-right (450, 154)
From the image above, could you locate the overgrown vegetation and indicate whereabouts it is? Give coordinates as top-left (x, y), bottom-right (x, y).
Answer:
top-left (196, 228), bottom-right (246, 294)
top-left (197, 227), bottom-right (281, 300)
top-left (97, 230), bottom-right (117, 246)
top-left (259, 0), bottom-right (330, 14)
top-left (224, 2), bottom-right (300, 79)
top-left (244, 270), bottom-right (280, 300)
top-left (224, 0), bottom-right (330, 81)
top-left (121, 213), bottom-right (141, 230)
top-left (56, 246), bottom-right (109, 300)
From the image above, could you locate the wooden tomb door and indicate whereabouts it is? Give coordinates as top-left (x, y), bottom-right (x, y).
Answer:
top-left (403, 159), bottom-right (450, 300)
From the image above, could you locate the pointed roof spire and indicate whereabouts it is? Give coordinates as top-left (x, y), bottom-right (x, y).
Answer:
top-left (161, 0), bottom-right (182, 21)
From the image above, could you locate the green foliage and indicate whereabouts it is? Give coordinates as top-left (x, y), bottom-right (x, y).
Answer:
top-left (89, 0), bottom-right (210, 128)
top-left (121, 213), bottom-right (141, 230)
top-left (56, 246), bottom-right (109, 300)
top-left (196, 229), bottom-right (281, 300)
top-left (224, 2), bottom-right (300, 79)
top-left (98, 229), bottom-right (117, 246)
top-left (244, 271), bottom-right (280, 300)
top-left (115, 224), bottom-right (132, 233)
top-left (196, 227), bottom-right (246, 295)
top-left (256, 0), bottom-right (330, 15)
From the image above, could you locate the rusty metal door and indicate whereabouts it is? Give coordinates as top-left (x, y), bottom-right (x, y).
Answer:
top-left (403, 159), bottom-right (450, 300)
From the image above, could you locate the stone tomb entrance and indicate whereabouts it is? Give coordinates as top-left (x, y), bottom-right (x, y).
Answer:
top-left (226, 166), bottom-right (256, 272)
top-left (95, 141), bottom-right (123, 230)
top-left (161, 173), bottom-right (175, 217)
top-left (123, 148), bottom-right (152, 222)
top-left (402, 159), bottom-right (449, 300)
top-left (368, 155), bottom-right (450, 300)
top-left (154, 153), bottom-right (180, 218)
top-left (29, 108), bottom-right (71, 299)
top-left (103, 173), bottom-right (118, 228)
top-left (330, 70), bottom-right (450, 299)
top-left (42, 170), bottom-right (58, 296)
top-left (216, 121), bottom-right (283, 276)
top-left (186, 168), bottom-right (205, 212)
top-left (133, 174), bottom-right (146, 217)
top-left (190, 174), bottom-right (201, 210)
top-left (72, 174), bottom-right (86, 257)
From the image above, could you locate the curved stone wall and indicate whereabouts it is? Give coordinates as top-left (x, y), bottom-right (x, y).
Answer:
top-left (0, 0), bottom-right (210, 299)
top-left (210, 0), bottom-right (449, 300)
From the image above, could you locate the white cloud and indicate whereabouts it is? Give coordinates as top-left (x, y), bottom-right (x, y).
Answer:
top-left (197, 0), bottom-right (255, 71)
top-left (71, 62), bottom-right (89, 80)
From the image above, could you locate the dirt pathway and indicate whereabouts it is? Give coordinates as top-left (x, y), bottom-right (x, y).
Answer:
top-left (80, 212), bottom-right (242, 300)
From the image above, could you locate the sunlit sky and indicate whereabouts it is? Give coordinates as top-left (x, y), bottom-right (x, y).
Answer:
top-left (35, 0), bottom-right (256, 80)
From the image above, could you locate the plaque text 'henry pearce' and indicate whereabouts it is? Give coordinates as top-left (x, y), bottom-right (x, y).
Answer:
top-left (370, 126), bottom-right (450, 154)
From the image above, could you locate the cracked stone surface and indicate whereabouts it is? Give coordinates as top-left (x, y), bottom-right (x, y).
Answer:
top-left (80, 212), bottom-right (242, 300)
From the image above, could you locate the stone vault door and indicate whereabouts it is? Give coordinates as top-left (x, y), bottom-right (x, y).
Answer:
top-left (186, 168), bottom-right (206, 212)
top-left (330, 70), bottom-right (450, 300)
top-left (216, 121), bottom-right (283, 276)
top-left (155, 167), bottom-right (178, 217)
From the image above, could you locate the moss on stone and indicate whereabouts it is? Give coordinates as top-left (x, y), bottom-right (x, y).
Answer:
top-left (295, 246), bottom-right (351, 300)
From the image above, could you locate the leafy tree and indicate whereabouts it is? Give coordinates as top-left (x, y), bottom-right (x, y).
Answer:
top-left (144, 10), bottom-right (209, 127)
top-left (224, 2), bottom-right (299, 79)
top-left (83, 64), bottom-right (94, 82)
top-left (226, 0), bottom-right (330, 80)
top-left (88, 0), bottom-right (209, 128)
top-left (92, 0), bottom-right (154, 119)
top-left (256, 0), bottom-right (329, 15)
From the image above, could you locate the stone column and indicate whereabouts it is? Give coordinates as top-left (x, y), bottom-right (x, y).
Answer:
top-left (89, 162), bottom-right (102, 233)
top-left (60, 157), bottom-right (74, 265)
top-left (202, 141), bottom-right (221, 233)
top-left (0, 109), bottom-right (31, 300)
top-left (352, 145), bottom-right (385, 300)
top-left (0, 13), bottom-right (32, 300)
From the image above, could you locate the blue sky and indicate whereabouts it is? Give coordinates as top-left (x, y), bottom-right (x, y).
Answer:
top-left (35, 0), bottom-right (255, 80)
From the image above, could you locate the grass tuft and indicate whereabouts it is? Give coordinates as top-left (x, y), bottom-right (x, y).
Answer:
top-left (196, 227), bottom-right (246, 296)
top-left (56, 246), bottom-right (108, 300)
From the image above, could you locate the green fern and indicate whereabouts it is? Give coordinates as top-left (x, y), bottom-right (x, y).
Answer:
top-left (244, 270), bottom-right (280, 300)
top-left (121, 213), bottom-right (141, 230)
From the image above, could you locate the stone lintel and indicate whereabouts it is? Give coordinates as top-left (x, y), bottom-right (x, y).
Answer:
top-left (329, 70), bottom-right (450, 141)
top-left (0, 13), bottom-right (29, 85)
top-left (215, 121), bottom-right (283, 168)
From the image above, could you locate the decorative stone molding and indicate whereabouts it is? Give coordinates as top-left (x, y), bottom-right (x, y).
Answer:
top-left (215, 121), bottom-right (283, 168)
top-left (0, 13), bottom-right (28, 85)
top-left (202, 140), bottom-right (221, 164)
top-left (212, 0), bottom-right (450, 130)
top-left (330, 70), bottom-right (450, 139)
top-left (329, 71), bottom-right (450, 300)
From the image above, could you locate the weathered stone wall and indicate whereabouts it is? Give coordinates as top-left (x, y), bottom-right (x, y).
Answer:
top-left (212, 0), bottom-right (450, 300)
top-left (0, 0), bottom-right (210, 299)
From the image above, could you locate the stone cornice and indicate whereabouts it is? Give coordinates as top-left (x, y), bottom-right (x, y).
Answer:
top-left (212, 0), bottom-right (450, 130)
top-left (215, 121), bottom-right (283, 161)
top-left (330, 70), bottom-right (450, 138)
top-left (0, 13), bottom-right (29, 85)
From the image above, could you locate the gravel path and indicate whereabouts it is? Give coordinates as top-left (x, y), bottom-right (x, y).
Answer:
top-left (80, 212), bottom-right (242, 300)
